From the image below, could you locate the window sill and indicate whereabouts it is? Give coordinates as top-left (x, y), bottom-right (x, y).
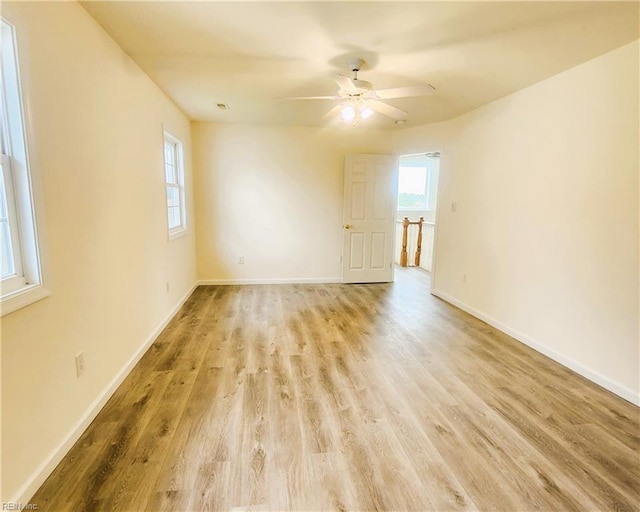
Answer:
top-left (1, 283), bottom-right (51, 317)
top-left (168, 228), bottom-right (187, 242)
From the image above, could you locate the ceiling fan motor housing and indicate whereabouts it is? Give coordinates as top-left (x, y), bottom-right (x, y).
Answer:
top-left (347, 57), bottom-right (365, 73)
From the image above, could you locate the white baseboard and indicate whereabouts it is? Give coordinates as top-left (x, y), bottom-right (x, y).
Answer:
top-left (431, 288), bottom-right (640, 407)
top-left (198, 277), bottom-right (342, 285)
top-left (11, 282), bottom-right (199, 505)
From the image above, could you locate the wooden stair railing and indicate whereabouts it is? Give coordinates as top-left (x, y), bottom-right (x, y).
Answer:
top-left (400, 216), bottom-right (425, 267)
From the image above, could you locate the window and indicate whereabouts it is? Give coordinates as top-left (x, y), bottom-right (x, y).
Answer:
top-left (398, 166), bottom-right (429, 209)
top-left (397, 154), bottom-right (440, 211)
top-left (163, 131), bottom-right (186, 240)
top-left (0, 18), bottom-right (49, 315)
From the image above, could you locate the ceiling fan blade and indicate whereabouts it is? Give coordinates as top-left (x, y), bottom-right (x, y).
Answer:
top-left (373, 84), bottom-right (436, 99)
top-left (333, 74), bottom-right (357, 93)
top-left (278, 95), bottom-right (342, 100)
top-left (367, 100), bottom-right (408, 121)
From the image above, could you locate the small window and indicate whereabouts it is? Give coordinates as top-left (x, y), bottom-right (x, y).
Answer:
top-left (163, 131), bottom-right (186, 240)
top-left (397, 154), bottom-right (440, 211)
top-left (0, 18), bottom-right (49, 316)
top-left (398, 166), bottom-right (429, 209)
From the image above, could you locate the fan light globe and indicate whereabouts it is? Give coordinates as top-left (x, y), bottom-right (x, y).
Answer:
top-left (341, 105), bottom-right (356, 122)
top-left (360, 106), bottom-right (374, 120)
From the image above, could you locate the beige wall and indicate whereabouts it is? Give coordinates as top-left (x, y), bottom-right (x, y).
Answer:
top-left (193, 123), bottom-right (391, 282)
top-left (1, 2), bottom-right (196, 501)
top-left (394, 40), bottom-right (640, 404)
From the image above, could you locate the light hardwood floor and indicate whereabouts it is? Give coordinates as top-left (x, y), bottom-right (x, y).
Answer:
top-left (32, 268), bottom-right (639, 511)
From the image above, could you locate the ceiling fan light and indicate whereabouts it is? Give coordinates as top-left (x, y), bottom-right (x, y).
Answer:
top-left (360, 106), bottom-right (374, 120)
top-left (341, 105), bottom-right (356, 122)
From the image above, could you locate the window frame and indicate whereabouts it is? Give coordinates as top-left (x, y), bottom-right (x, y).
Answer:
top-left (0, 17), bottom-right (50, 316)
top-left (163, 130), bottom-right (187, 241)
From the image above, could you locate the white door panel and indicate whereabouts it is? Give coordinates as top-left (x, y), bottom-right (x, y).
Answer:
top-left (342, 154), bottom-right (397, 283)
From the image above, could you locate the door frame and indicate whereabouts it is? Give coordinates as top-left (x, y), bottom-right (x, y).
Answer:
top-left (395, 149), bottom-right (445, 295)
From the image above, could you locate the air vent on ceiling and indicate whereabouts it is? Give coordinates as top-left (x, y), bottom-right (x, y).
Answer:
top-left (216, 103), bottom-right (230, 110)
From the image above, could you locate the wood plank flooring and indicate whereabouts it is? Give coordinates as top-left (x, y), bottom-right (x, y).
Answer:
top-left (32, 268), bottom-right (640, 511)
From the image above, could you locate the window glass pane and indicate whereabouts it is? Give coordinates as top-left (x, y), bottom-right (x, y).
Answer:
top-left (0, 222), bottom-right (13, 278)
top-left (164, 143), bottom-right (176, 183)
top-left (164, 143), bottom-right (178, 183)
top-left (167, 206), bottom-right (181, 230)
top-left (0, 161), bottom-right (15, 278)
top-left (164, 142), bottom-right (174, 164)
top-left (166, 183), bottom-right (182, 230)
top-left (166, 185), bottom-right (179, 208)
top-left (398, 166), bottom-right (428, 209)
top-left (165, 163), bottom-right (176, 184)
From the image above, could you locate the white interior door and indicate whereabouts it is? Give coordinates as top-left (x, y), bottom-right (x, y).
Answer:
top-left (342, 154), bottom-right (397, 283)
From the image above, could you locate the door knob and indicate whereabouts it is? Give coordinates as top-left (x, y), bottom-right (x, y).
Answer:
top-left (344, 224), bottom-right (352, 229)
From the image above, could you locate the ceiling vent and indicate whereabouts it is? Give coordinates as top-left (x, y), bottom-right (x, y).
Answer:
top-left (216, 103), bottom-right (230, 110)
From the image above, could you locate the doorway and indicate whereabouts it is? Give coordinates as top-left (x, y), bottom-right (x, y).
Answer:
top-left (394, 152), bottom-right (440, 276)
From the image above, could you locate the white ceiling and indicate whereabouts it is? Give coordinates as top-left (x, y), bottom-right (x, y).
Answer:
top-left (81, 1), bottom-right (639, 130)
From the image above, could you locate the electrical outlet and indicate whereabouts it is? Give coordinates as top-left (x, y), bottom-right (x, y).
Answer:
top-left (238, 256), bottom-right (245, 264)
top-left (75, 352), bottom-right (85, 377)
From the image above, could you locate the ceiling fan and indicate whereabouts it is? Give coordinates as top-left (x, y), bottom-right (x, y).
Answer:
top-left (281, 58), bottom-right (436, 124)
